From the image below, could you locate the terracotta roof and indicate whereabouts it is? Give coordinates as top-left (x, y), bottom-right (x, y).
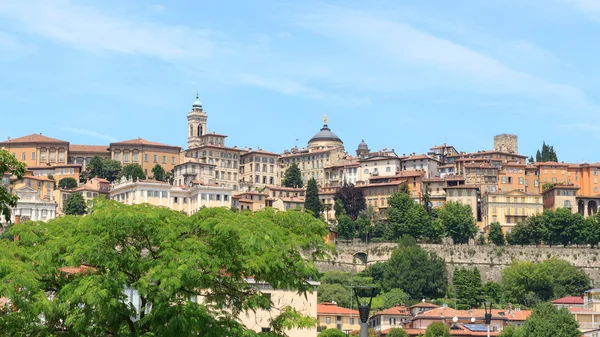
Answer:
top-left (423, 177), bottom-right (445, 182)
top-left (69, 144), bottom-right (110, 153)
top-left (468, 150), bottom-right (527, 158)
top-left (553, 296), bottom-right (584, 305)
top-left (445, 176), bottom-right (465, 181)
top-left (240, 149), bottom-right (279, 156)
top-left (59, 265), bottom-right (97, 275)
top-left (402, 154), bottom-right (441, 162)
top-left (317, 303), bottom-right (359, 315)
top-left (21, 175), bottom-right (54, 182)
top-left (408, 302), bottom-right (440, 309)
top-left (110, 138), bottom-right (180, 149)
top-left (358, 181), bottom-right (405, 188)
top-left (240, 191), bottom-right (269, 196)
top-left (27, 164), bottom-right (82, 170)
top-left (264, 186), bottom-right (305, 192)
top-left (382, 327), bottom-right (501, 336)
top-left (373, 305), bottom-right (410, 316)
top-left (414, 307), bottom-right (530, 321)
top-left (0, 133), bottom-right (68, 144)
top-left (440, 164), bottom-right (455, 169)
top-left (464, 163), bottom-right (496, 169)
top-left (535, 161), bottom-right (570, 167)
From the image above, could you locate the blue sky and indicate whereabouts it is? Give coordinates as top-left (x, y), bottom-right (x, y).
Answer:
top-left (1, 0), bottom-right (599, 162)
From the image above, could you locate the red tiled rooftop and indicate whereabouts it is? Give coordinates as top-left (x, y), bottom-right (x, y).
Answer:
top-left (553, 296), bottom-right (583, 305)
top-left (373, 305), bottom-right (410, 316)
top-left (317, 302), bottom-right (359, 315)
top-left (69, 144), bottom-right (110, 153)
top-left (110, 138), bottom-right (180, 149)
top-left (0, 133), bottom-right (68, 144)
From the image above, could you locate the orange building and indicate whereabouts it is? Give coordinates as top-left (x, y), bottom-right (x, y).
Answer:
top-left (0, 133), bottom-right (69, 167)
top-left (109, 138), bottom-right (182, 177)
top-left (498, 161), bottom-right (526, 193)
top-left (68, 144), bottom-right (110, 169)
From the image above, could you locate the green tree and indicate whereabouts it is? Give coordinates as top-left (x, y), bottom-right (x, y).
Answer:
top-left (57, 177), bottom-right (78, 189)
top-left (382, 238), bottom-right (447, 299)
top-left (334, 199), bottom-right (346, 220)
top-left (584, 215), bottom-right (600, 247)
top-left (63, 192), bottom-right (87, 215)
top-left (335, 214), bottom-right (356, 240)
top-left (0, 201), bottom-right (331, 336)
top-left (318, 328), bottom-right (346, 337)
top-left (382, 288), bottom-right (409, 308)
top-left (482, 281), bottom-right (503, 304)
top-left (88, 155), bottom-right (104, 178)
top-left (0, 149), bottom-right (26, 223)
top-left (498, 325), bottom-right (519, 337)
top-left (387, 192), bottom-right (443, 242)
top-left (316, 284), bottom-right (350, 308)
top-left (121, 163), bottom-right (146, 181)
top-left (398, 182), bottom-right (410, 195)
top-left (544, 208), bottom-right (585, 246)
top-left (487, 222), bottom-right (505, 245)
top-left (438, 201), bottom-right (477, 244)
top-left (101, 158), bottom-right (122, 182)
top-left (334, 183), bottom-right (366, 220)
top-left (283, 162), bottom-right (303, 188)
top-left (533, 141), bottom-right (558, 163)
top-left (387, 328), bottom-right (409, 337)
top-left (425, 322), bottom-right (450, 337)
top-left (453, 267), bottom-right (482, 308)
top-left (305, 178), bottom-right (322, 218)
top-left (151, 164), bottom-right (165, 181)
top-left (518, 302), bottom-right (579, 337)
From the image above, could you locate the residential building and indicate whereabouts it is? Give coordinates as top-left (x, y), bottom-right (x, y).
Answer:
top-left (368, 170), bottom-right (425, 201)
top-left (110, 177), bottom-right (232, 214)
top-left (401, 153), bottom-right (441, 178)
top-left (553, 296), bottom-right (584, 309)
top-left (579, 163), bottom-right (600, 197)
top-left (110, 138), bottom-right (182, 177)
top-left (536, 161), bottom-right (571, 188)
top-left (357, 147), bottom-right (402, 183)
top-left (12, 174), bottom-right (55, 201)
top-left (428, 143), bottom-right (459, 164)
top-left (239, 149), bottom-right (280, 191)
top-left (0, 186), bottom-right (57, 224)
top-left (172, 159), bottom-right (216, 187)
top-left (359, 181), bottom-right (406, 219)
top-left (464, 150), bottom-right (528, 169)
top-left (498, 161), bottom-right (527, 192)
top-left (542, 185), bottom-right (579, 213)
top-left (0, 133), bottom-right (69, 167)
top-left (423, 177), bottom-right (446, 209)
top-left (444, 185), bottom-right (479, 225)
top-left (324, 158), bottom-right (360, 186)
top-left (524, 165), bottom-right (540, 193)
top-left (279, 116), bottom-right (346, 187)
top-left (319, 186), bottom-right (338, 221)
top-left (27, 163), bottom-right (82, 183)
top-left (369, 305), bottom-right (412, 332)
top-left (438, 164), bottom-right (455, 179)
top-left (232, 192), bottom-right (269, 211)
top-left (269, 196), bottom-right (305, 211)
top-left (481, 190), bottom-right (543, 232)
top-left (568, 289), bottom-right (600, 332)
top-left (317, 302), bottom-right (360, 332)
top-left (56, 177), bottom-right (110, 214)
top-left (408, 302), bottom-right (440, 316)
top-left (68, 144), bottom-right (110, 169)
top-left (463, 161), bottom-right (498, 194)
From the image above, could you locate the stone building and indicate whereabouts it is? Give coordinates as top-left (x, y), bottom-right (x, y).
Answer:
top-left (494, 134), bottom-right (518, 154)
top-left (109, 138), bottom-right (182, 178)
top-left (239, 149), bottom-right (280, 191)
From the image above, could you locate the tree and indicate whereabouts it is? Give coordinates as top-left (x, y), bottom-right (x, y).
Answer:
top-left (334, 183), bottom-right (366, 220)
top-left (386, 192), bottom-right (443, 243)
top-left (425, 322), bottom-right (450, 337)
top-left (382, 238), bottom-right (447, 299)
top-left (487, 222), bottom-right (505, 245)
top-left (57, 177), bottom-right (78, 189)
top-left (382, 288), bottom-right (409, 308)
top-left (533, 141), bottom-right (558, 163)
top-left (316, 284), bottom-right (350, 308)
top-left (305, 178), bottom-right (322, 218)
top-left (318, 328), bottom-right (346, 337)
top-left (101, 158), bottom-right (122, 182)
top-left (518, 302), bottom-right (580, 337)
top-left (387, 328), bottom-right (409, 337)
top-left (482, 281), bottom-right (503, 304)
top-left (334, 199), bottom-right (346, 220)
top-left (0, 149), bottom-right (26, 223)
top-left (438, 201), bottom-right (477, 244)
top-left (544, 208), bottom-right (586, 246)
top-left (151, 164), bottom-right (165, 181)
top-left (283, 162), bottom-right (303, 188)
top-left (398, 182), bottom-right (410, 195)
top-left (528, 156), bottom-right (534, 164)
top-left (63, 192), bottom-right (87, 215)
top-left (121, 163), bottom-right (146, 181)
top-left (498, 325), bottom-right (519, 337)
top-left (453, 267), bottom-right (482, 308)
top-left (88, 155), bottom-right (104, 178)
top-left (0, 201), bottom-right (331, 336)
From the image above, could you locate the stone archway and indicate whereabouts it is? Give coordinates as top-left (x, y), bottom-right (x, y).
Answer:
top-left (578, 200), bottom-right (585, 215)
top-left (589, 200), bottom-right (598, 217)
top-left (353, 252), bottom-right (368, 265)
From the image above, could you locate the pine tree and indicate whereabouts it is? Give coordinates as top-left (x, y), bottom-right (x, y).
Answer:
top-left (283, 162), bottom-right (303, 188)
top-left (304, 178), bottom-right (322, 218)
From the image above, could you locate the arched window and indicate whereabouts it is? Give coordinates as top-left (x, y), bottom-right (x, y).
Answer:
top-left (198, 125), bottom-right (203, 136)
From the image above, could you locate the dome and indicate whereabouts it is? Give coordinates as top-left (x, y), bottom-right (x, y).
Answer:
top-left (358, 139), bottom-right (369, 150)
top-left (192, 94), bottom-right (202, 109)
top-left (308, 124), bottom-right (343, 145)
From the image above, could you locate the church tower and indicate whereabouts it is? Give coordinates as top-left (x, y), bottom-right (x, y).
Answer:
top-left (187, 94), bottom-right (208, 149)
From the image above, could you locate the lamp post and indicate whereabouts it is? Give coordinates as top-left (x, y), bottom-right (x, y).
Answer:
top-left (352, 286), bottom-right (376, 337)
top-left (483, 302), bottom-right (493, 337)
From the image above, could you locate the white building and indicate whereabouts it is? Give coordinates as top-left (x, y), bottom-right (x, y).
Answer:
top-left (2, 186), bottom-right (57, 224)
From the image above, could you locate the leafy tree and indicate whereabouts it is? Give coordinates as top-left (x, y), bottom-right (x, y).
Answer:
top-left (544, 208), bottom-right (586, 246)
top-left (334, 183), bottom-right (366, 220)
top-left (387, 192), bottom-right (443, 242)
top-left (498, 325), bottom-right (519, 337)
top-left (63, 192), bottom-right (87, 215)
top-left (382, 238), bottom-right (447, 299)
top-left (151, 164), bottom-right (165, 181)
top-left (305, 178), bottom-right (322, 218)
top-left (88, 155), bottom-right (104, 178)
top-left (438, 201), bottom-right (477, 244)
top-left (360, 262), bottom-right (386, 285)
top-left (398, 182), bottom-right (410, 195)
top-left (283, 162), bottom-right (303, 188)
top-left (0, 201), bottom-right (331, 336)
top-left (528, 156), bottom-right (534, 164)
top-left (518, 302), bottom-right (580, 337)
top-left (487, 222), bottom-right (505, 245)
top-left (57, 177), bottom-right (78, 189)
top-left (425, 322), bottom-right (450, 337)
top-left (335, 215), bottom-right (356, 240)
top-left (382, 288), bottom-right (409, 308)
top-left (387, 328), bottom-right (409, 337)
top-left (121, 163), bottom-right (146, 181)
top-left (482, 281), bottom-right (503, 303)
top-left (0, 149), bottom-right (26, 223)
top-left (318, 328), bottom-right (346, 337)
top-left (453, 267), bottom-right (482, 308)
top-left (317, 284), bottom-right (350, 308)
top-left (584, 215), bottom-right (600, 247)
top-left (477, 234), bottom-right (486, 245)
top-left (334, 199), bottom-right (346, 220)
top-left (102, 158), bottom-right (123, 182)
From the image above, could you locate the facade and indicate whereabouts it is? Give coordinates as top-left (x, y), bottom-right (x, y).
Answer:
top-left (401, 154), bottom-right (441, 178)
top-left (317, 302), bottom-right (360, 332)
top-left (0, 133), bottom-right (69, 167)
top-left (493, 134), bottom-right (519, 154)
top-left (428, 144), bottom-right (459, 163)
top-left (172, 159), bottom-right (216, 187)
top-left (444, 185), bottom-right (479, 225)
top-left (27, 163), bottom-right (82, 183)
top-left (56, 178), bottom-right (110, 214)
top-left (497, 161), bottom-right (527, 193)
top-left (1, 186), bottom-right (57, 224)
top-left (568, 289), bottom-right (600, 332)
top-left (481, 190), bottom-right (543, 232)
top-left (463, 162), bottom-right (498, 194)
top-left (68, 144), bottom-right (110, 169)
top-left (110, 177), bottom-right (232, 214)
top-left (369, 171), bottom-right (425, 201)
top-left (423, 177), bottom-right (446, 209)
top-left (369, 305), bottom-right (412, 332)
top-left (232, 192), bottom-right (269, 211)
top-left (12, 174), bottom-right (55, 201)
top-left (358, 148), bottom-right (402, 183)
top-left (324, 158), bottom-right (360, 186)
top-left (239, 149), bottom-right (280, 191)
top-left (542, 185), bottom-right (579, 212)
top-left (359, 181), bottom-right (406, 219)
top-left (109, 138), bottom-right (182, 177)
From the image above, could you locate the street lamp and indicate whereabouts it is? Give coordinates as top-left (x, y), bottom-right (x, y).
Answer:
top-left (483, 301), bottom-right (493, 337)
top-left (352, 286), bottom-right (376, 337)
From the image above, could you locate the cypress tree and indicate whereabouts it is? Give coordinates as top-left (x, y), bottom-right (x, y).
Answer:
top-left (304, 178), bottom-right (322, 218)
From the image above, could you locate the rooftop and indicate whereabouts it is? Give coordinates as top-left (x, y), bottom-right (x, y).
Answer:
top-left (0, 133), bottom-right (68, 145)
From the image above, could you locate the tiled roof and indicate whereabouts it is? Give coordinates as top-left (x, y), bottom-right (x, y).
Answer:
top-left (464, 163), bottom-right (496, 169)
top-left (317, 303), bottom-right (359, 315)
top-left (0, 133), bottom-right (68, 144)
top-left (552, 296), bottom-right (584, 305)
top-left (27, 164), bottom-right (82, 169)
top-left (444, 184), bottom-right (479, 189)
top-left (22, 175), bottom-right (54, 182)
top-left (264, 185), bottom-right (305, 192)
top-left (358, 181), bottom-right (405, 188)
top-left (240, 149), bottom-right (279, 156)
top-left (534, 161), bottom-right (570, 167)
top-left (408, 302), bottom-right (439, 309)
top-left (373, 305), bottom-right (410, 316)
top-left (59, 265), bottom-right (97, 275)
top-left (69, 144), bottom-right (110, 153)
top-left (111, 138), bottom-right (180, 149)
top-left (413, 307), bottom-right (530, 321)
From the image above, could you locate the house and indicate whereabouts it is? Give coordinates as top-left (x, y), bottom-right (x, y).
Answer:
top-left (317, 302), bottom-right (360, 332)
top-left (369, 305), bottom-right (412, 332)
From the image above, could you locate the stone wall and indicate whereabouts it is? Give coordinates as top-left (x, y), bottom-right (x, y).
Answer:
top-left (493, 134), bottom-right (519, 154)
top-left (316, 242), bottom-right (600, 285)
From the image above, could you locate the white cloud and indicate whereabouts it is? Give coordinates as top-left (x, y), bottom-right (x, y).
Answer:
top-left (61, 126), bottom-right (118, 142)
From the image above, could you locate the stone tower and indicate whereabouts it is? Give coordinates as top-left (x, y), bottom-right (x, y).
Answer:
top-left (187, 94), bottom-right (208, 149)
top-left (494, 134), bottom-right (518, 154)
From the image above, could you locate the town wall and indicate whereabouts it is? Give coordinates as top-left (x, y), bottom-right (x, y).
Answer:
top-left (315, 242), bottom-right (600, 285)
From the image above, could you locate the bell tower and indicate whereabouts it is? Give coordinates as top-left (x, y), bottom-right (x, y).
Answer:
top-left (187, 94), bottom-right (208, 149)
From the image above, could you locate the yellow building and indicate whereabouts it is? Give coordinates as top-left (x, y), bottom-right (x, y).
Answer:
top-left (28, 163), bottom-right (82, 183)
top-left (542, 184), bottom-right (579, 213)
top-left (444, 185), bottom-right (479, 226)
top-left (317, 302), bottom-right (360, 332)
top-left (232, 192), bottom-right (269, 211)
top-left (0, 133), bottom-right (70, 167)
top-left (56, 177), bottom-right (111, 213)
top-left (110, 138), bottom-right (182, 177)
top-left (239, 149), bottom-right (280, 192)
top-left (68, 144), bottom-right (110, 169)
top-left (12, 174), bottom-right (55, 201)
top-left (481, 190), bottom-right (543, 232)
top-left (568, 289), bottom-right (600, 333)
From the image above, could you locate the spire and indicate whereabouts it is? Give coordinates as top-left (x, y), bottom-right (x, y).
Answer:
top-left (192, 93), bottom-right (202, 110)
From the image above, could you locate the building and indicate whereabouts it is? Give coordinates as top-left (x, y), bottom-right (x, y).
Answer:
top-left (12, 174), bottom-right (55, 201)
top-left (428, 144), bottom-right (459, 164)
top-left (369, 305), bottom-right (412, 332)
top-left (324, 158), bottom-right (360, 186)
top-left (463, 161), bottom-right (498, 194)
top-left (239, 149), bottom-right (280, 192)
top-left (401, 154), bottom-right (441, 178)
top-left (109, 138), bottom-right (182, 177)
top-left (552, 295), bottom-right (584, 309)
top-left (27, 163), bottom-right (82, 183)
top-left (357, 147), bottom-right (402, 183)
top-left (0, 133), bottom-right (69, 167)
top-left (317, 302), bottom-right (360, 332)
top-left (232, 192), bottom-right (269, 211)
top-left (1, 186), bottom-right (57, 224)
top-left (172, 159), bottom-right (216, 187)
top-left (319, 186), bottom-right (339, 221)
top-left (542, 184), bottom-right (579, 213)
top-left (481, 190), bottom-right (543, 232)
top-left (279, 116), bottom-right (346, 187)
top-left (438, 164), bottom-right (455, 179)
top-left (444, 185), bottom-right (479, 225)
top-left (567, 289), bottom-right (600, 332)
top-left (368, 171), bottom-right (425, 201)
top-left (68, 144), bottom-right (110, 169)
top-left (110, 177), bottom-right (232, 214)
top-left (423, 177), bottom-right (446, 209)
top-left (494, 134), bottom-right (519, 154)
top-left (497, 161), bottom-right (527, 193)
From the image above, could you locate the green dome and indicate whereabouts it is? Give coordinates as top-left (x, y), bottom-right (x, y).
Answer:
top-left (192, 94), bottom-right (202, 109)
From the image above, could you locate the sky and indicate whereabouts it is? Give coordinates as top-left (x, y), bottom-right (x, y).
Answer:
top-left (1, 0), bottom-right (599, 163)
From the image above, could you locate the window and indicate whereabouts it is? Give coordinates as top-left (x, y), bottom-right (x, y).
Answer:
top-left (41, 151), bottom-right (46, 161)
top-left (350, 317), bottom-right (355, 325)
top-left (325, 317), bottom-right (331, 324)
top-left (21, 152), bottom-right (25, 160)
top-left (59, 151), bottom-right (64, 162)
top-left (153, 155), bottom-right (157, 163)
top-left (364, 169), bottom-right (368, 174)
top-left (124, 153), bottom-right (129, 162)
top-left (162, 156), bottom-right (166, 164)
top-left (115, 152), bottom-right (121, 161)
top-left (144, 154), bottom-right (149, 162)
top-left (172, 156), bottom-right (175, 164)
top-left (31, 152), bottom-right (36, 160)
top-left (133, 153), bottom-right (138, 162)
top-left (564, 200), bottom-right (572, 208)
top-left (50, 151), bottom-right (55, 161)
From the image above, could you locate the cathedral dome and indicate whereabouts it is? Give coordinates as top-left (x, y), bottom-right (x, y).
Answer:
top-left (308, 115), bottom-right (343, 148)
top-left (357, 139), bottom-right (369, 151)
